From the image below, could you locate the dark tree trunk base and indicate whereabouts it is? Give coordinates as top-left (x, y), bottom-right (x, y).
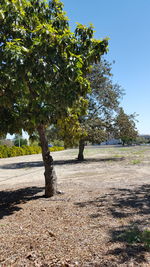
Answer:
top-left (77, 155), bottom-right (84, 161)
top-left (77, 139), bottom-right (85, 161)
top-left (37, 125), bottom-right (57, 198)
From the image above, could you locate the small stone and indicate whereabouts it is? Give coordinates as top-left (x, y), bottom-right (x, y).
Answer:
top-left (41, 208), bottom-right (46, 211)
top-left (47, 230), bottom-right (56, 237)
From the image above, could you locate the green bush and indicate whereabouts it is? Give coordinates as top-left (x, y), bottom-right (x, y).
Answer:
top-left (21, 145), bottom-right (41, 155)
top-left (49, 146), bottom-right (64, 152)
top-left (52, 139), bottom-right (64, 147)
top-left (0, 145), bottom-right (64, 158)
top-left (0, 145), bottom-right (9, 158)
top-left (14, 138), bottom-right (28, 147)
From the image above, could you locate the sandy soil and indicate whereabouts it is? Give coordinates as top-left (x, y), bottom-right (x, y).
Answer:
top-left (0, 145), bottom-right (150, 266)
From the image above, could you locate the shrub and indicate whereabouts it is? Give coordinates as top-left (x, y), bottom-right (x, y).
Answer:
top-left (49, 146), bottom-right (64, 152)
top-left (131, 159), bottom-right (141, 164)
top-left (52, 139), bottom-right (64, 147)
top-left (14, 138), bottom-right (28, 147)
top-left (0, 145), bottom-right (9, 158)
top-left (0, 145), bottom-right (64, 158)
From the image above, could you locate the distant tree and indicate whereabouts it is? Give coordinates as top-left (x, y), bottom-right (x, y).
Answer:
top-left (1, 0), bottom-right (108, 196)
top-left (58, 60), bottom-right (123, 160)
top-left (77, 118), bottom-right (107, 160)
top-left (77, 61), bottom-right (124, 160)
top-left (135, 136), bottom-right (147, 145)
top-left (46, 125), bottom-right (64, 147)
top-left (0, 134), bottom-right (6, 141)
top-left (114, 108), bottom-right (138, 145)
top-left (14, 134), bottom-right (27, 147)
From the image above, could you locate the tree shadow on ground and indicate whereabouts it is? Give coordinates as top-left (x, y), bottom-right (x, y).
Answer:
top-left (0, 161), bottom-right (43, 169)
top-left (0, 157), bottom-right (124, 169)
top-left (0, 186), bottom-right (44, 220)
top-left (75, 184), bottom-right (150, 265)
top-left (55, 157), bottom-right (125, 165)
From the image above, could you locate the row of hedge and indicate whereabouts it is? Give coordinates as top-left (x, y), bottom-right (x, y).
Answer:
top-left (0, 145), bottom-right (64, 158)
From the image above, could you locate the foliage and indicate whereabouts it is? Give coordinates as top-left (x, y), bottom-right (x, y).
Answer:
top-left (114, 108), bottom-right (138, 145)
top-left (135, 136), bottom-right (150, 145)
top-left (88, 61), bottom-right (123, 118)
top-left (85, 61), bottom-right (124, 144)
top-left (14, 138), bottom-right (28, 147)
top-left (131, 159), bottom-right (141, 164)
top-left (118, 226), bottom-right (150, 251)
top-left (57, 97), bottom-right (88, 148)
top-left (0, 145), bottom-right (40, 158)
top-left (0, 145), bottom-right (64, 158)
top-left (0, 0), bottom-right (108, 136)
top-left (142, 230), bottom-right (150, 250)
top-left (58, 60), bottom-right (124, 148)
top-left (29, 140), bottom-right (39, 147)
top-left (46, 125), bottom-right (61, 143)
top-left (49, 146), bottom-right (64, 152)
top-left (13, 134), bottom-right (28, 147)
top-left (51, 139), bottom-right (64, 147)
top-left (0, 134), bottom-right (6, 140)
top-left (29, 128), bottom-right (64, 147)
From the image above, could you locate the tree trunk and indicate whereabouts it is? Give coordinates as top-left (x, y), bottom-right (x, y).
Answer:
top-left (77, 139), bottom-right (85, 161)
top-left (37, 125), bottom-right (57, 197)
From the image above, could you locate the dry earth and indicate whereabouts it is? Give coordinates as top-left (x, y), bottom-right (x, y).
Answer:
top-left (0, 145), bottom-right (150, 266)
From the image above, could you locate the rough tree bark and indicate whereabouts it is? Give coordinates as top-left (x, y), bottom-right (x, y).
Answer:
top-left (37, 125), bottom-right (57, 197)
top-left (77, 139), bottom-right (85, 161)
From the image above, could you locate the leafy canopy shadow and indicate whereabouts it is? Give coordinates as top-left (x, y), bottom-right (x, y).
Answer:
top-left (0, 186), bottom-right (44, 219)
top-left (75, 184), bottom-right (150, 264)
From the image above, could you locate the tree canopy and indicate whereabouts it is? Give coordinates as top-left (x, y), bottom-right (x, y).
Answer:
top-left (0, 0), bottom-right (108, 135)
top-left (114, 108), bottom-right (138, 145)
top-left (57, 60), bottom-right (124, 160)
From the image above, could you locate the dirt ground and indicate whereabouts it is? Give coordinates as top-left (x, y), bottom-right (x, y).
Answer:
top-left (0, 145), bottom-right (150, 266)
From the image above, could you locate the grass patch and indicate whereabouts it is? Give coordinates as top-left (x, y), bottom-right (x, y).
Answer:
top-left (131, 159), bottom-right (141, 164)
top-left (132, 150), bottom-right (146, 155)
top-left (118, 226), bottom-right (150, 250)
top-left (113, 154), bottom-right (123, 158)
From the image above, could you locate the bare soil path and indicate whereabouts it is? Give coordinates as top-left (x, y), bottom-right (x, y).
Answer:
top-left (0, 146), bottom-right (150, 266)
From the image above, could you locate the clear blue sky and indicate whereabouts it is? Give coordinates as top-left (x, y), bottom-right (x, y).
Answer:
top-left (62, 0), bottom-right (150, 134)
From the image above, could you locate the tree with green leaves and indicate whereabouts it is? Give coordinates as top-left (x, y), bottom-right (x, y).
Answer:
top-left (58, 60), bottom-right (123, 160)
top-left (77, 61), bottom-right (124, 160)
top-left (114, 108), bottom-right (138, 145)
top-left (0, 0), bottom-right (108, 197)
top-left (13, 134), bottom-right (28, 147)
